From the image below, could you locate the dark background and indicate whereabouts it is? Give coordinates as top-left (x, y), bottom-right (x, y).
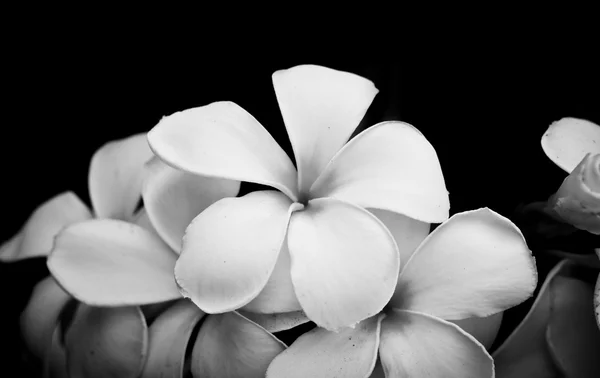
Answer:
top-left (1, 47), bottom-right (599, 373)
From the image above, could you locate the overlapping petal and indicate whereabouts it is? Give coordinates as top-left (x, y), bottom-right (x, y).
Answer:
top-left (89, 133), bottom-right (153, 219)
top-left (143, 157), bottom-right (240, 252)
top-left (175, 191), bottom-right (299, 313)
top-left (47, 219), bottom-right (180, 306)
top-left (541, 117), bottom-right (600, 173)
top-left (267, 314), bottom-right (383, 378)
top-left (391, 208), bottom-right (537, 320)
top-left (191, 312), bottom-right (286, 378)
top-left (451, 313), bottom-right (503, 350)
top-left (287, 197), bottom-right (399, 331)
top-left (147, 102), bottom-right (298, 200)
top-left (44, 325), bottom-right (69, 378)
top-left (240, 310), bottom-right (310, 333)
top-left (272, 64), bottom-right (378, 194)
top-left (310, 121), bottom-right (449, 223)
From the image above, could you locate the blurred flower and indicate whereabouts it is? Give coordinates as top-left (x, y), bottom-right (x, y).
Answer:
top-left (266, 208), bottom-right (537, 378)
top-left (493, 259), bottom-right (600, 378)
top-left (148, 64), bottom-right (450, 331)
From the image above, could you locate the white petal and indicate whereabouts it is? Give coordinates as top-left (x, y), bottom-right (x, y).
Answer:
top-left (267, 314), bottom-right (384, 378)
top-left (47, 219), bottom-right (180, 306)
top-left (147, 102), bottom-right (298, 200)
top-left (311, 121), bottom-right (449, 223)
top-left (392, 208), bottom-right (537, 320)
top-left (272, 64), bottom-right (378, 194)
top-left (175, 191), bottom-right (299, 313)
top-left (450, 312), bottom-right (503, 350)
top-left (288, 197), bottom-right (399, 331)
top-left (240, 310), bottom-right (310, 333)
top-left (379, 310), bottom-right (493, 378)
top-left (143, 157), bottom-right (240, 252)
top-left (89, 133), bottom-right (154, 219)
top-left (541, 117), bottom-right (600, 173)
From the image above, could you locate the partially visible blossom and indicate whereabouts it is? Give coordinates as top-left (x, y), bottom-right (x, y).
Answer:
top-left (266, 208), bottom-right (537, 378)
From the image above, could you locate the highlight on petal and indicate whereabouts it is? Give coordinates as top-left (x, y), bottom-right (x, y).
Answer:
top-left (541, 117), bottom-right (600, 173)
top-left (240, 310), bottom-right (310, 333)
top-left (65, 305), bottom-right (148, 378)
top-left (47, 219), bottom-right (180, 306)
top-left (310, 121), bottom-right (449, 223)
top-left (379, 310), bottom-right (493, 378)
top-left (272, 64), bottom-right (378, 194)
top-left (451, 312), bottom-right (503, 350)
top-left (140, 300), bottom-right (205, 378)
top-left (175, 191), bottom-right (298, 313)
top-left (89, 133), bottom-right (154, 220)
top-left (143, 157), bottom-right (240, 252)
top-left (287, 197), bottom-right (399, 331)
top-left (147, 102), bottom-right (298, 200)
top-left (0, 191), bottom-right (91, 261)
top-left (191, 312), bottom-right (286, 378)
top-left (392, 208), bottom-right (537, 320)
top-left (267, 314), bottom-right (383, 378)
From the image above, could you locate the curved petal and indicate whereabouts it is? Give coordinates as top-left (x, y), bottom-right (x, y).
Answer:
top-left (191, 312), bottom-right (286, 378)
top-left (140, 300), bottom-right (205, 378)
top-left (272, 64), bottom-right (378, 194)
top-left (310, 121), bottom-right (449, 223)
top-left (20, 276), bottom-right (71, 359)
top-left (541, 117), bottom-right (600, 173)
top-left (0, 191), bottom-right (91, 261)
top-left (143, 157), bottom-right (240, 253)
top-left (392, 208), bottom-right (537, 320)
top-left (147, 102), bottom-right (298, 200)
top-left (43, 325), bottom-right (69, 378)
top-left (47, 219), bottom-right (180, 306)
top-left (267, 314), bottom-right (383, 378)
top-left (369, 208), bottom-right (430, 268)
top-left (89, 133), bottom-right (154, 219)
top-left (379, 310), bottom-right (493, 378)
top-left (451, 312), bottom-right (503, 350)
top-left (240, 310), bottom-right (310, 333)
top-left (65, 305), bottom-right (148, 378)
top-left (288, 197), bottom-right (399, 331)
top-left (175, 191), bottom-right (299, 313)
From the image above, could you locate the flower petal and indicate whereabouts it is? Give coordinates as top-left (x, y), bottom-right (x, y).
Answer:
top-left (379, 310), bottom-right (493, 378)
top-left (310, 121), bottom-right (449, 223)
top-left (140, 300), bottom-right (205, 378)
top-left (596, 271), bottom-right (600, 329)
top-left (272, 64), bottom-right (378, 194)
top-left (43, 325), bottom-right (69, 378)
top-left (175, 191), bottom-right (298, 313)
top-left (147, 102), bottom-right (298, 200)
top-left (392, 208), bottom-right (537, 320)
top-left (89, 133), bottom-right (154, 219)
top-left (240, 310), bottom-right (310, 333)
top-left (267, 314), bottom-right (383, 378)
top-left (541, 117), bottom-right (600, 173)
top-left (0, 191), bottom-right (91, 261)
top-left (47, 219), bottom-right (180, 306)
top-left (450, 312), bottom-right (503, 350)
top-left (369, 208), bottom-right (430, 267)
top-left (65, 305), bottom-right (148, 378)
top-left (191, 312), bottom-right (286, 378)
top-left (288, 197), bottom-right (399, 331)
top-left (143, 157), bottom-right (240, 253)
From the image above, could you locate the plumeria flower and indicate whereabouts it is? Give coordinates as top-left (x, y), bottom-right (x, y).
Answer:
top-left (148, 64), bottom-right (450, 331)
top-left (493, 259), bottom-right (600, 377)
top-left (266, 208), bottom-right (537, 378)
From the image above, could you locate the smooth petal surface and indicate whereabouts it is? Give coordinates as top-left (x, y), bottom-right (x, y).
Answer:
top-left (89, 133), bottom-right (154, 219)
top-left (141, 300), bottom-right (206, 378)
top-left (65, 305), bottom-right (148, 378)
top-left (392, 208), bottom-right (537, 320)
top-left (310, 121), bottom-right (449, 223)
top-left (43, 325), bottom-right (69, 378)
top-left (191, 312), bottom-right (286, 378)
top-left (379, 310), bottom-right (493, 378)
top-left (147, 102), bottom-right (298, 200)
top-left (176, 191), bottom-right (298, 313)
top-left (143, 157), bottom-right (240, 252)
top-left (240, 310), bottom-right (310, 333)
top-left (0, 191), bottom-right (91, 261)
top-left (541, 117), bottom-right (600, 173)
top-left (451, 312), bottom-right (504, 350)
top-left (288, 197), bottom-right (399, 331)
top-left (267, 314), bottom-right (383, 378)
top-left (48, 219), bottom-right (180, 306)
top-left (272, 64), bottom-right (378, 194)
